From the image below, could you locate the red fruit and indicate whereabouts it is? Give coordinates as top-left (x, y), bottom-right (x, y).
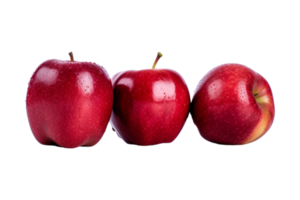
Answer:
top-left (191, 63), bottom-right (275, 145)
top-left (110, 53), bottom-right (190, 145)
top-left (26, 52), bottom-right (113, 148)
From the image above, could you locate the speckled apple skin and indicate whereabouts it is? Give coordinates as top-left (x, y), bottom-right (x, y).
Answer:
top-left (191, 64), bottom-right (275, 145)
top-left (110, 69), bottom-right (190, 145)
top-left (26, 59), bottom-right (113, 148)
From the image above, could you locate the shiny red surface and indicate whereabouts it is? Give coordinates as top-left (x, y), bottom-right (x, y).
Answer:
top-left (191, 64), bottom-right (275, 144)
top-left (110, 69), bottom-right (190, 145)
top-left (26, 59), bottom-right (113, 148)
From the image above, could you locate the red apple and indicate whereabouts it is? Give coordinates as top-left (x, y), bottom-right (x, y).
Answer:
top-left (191, 63), bottom-right (275, 145)
top-left (110, 53), bottom-right (190, 145)
top-left (26, 52), bottom-right (113, 148)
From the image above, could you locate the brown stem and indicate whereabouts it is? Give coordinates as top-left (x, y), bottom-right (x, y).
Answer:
top-left (69, 52), bottom-right (74, 62)
top-left (150, 51), bottom-right (165, 69)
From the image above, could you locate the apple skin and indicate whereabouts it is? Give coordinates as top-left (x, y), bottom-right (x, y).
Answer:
top-left (26, 59), bottom-right (113, 148)
top-left (191, 63), bottom-right (275, 145)
top-left (110, 69), bottom-right (190, 145)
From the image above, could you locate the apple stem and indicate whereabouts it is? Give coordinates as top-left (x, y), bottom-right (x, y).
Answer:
top-left (150, 51), bottom-right (165, 69)
top-left (69, 52), bottom-right (74, 62)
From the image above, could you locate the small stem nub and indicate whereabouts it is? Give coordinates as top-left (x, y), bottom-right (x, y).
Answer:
top-left (67, 51), bottom-right (76, 62)
top-left (150, 51), bottom-right (165, 69)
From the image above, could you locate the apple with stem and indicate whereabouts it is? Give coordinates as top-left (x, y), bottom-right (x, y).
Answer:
top-left (26, 52), bottom-right (113, 148)
top-left (191, 63), bottom-right (275, 145)
top-left (110, 52), bottom-right (190, 145)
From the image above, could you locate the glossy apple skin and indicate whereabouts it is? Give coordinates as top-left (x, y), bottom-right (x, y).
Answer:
top-left (26, 59), bottom-right (113, 148)
top-left (110, 69), bottom-right (190, 145)
top-left (191, 64), bottom-right (275, 145)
